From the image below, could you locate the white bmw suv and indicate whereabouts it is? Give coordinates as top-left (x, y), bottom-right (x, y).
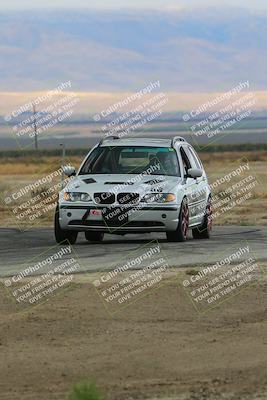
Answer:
top-left (55, 136), bottom-right (212, 244)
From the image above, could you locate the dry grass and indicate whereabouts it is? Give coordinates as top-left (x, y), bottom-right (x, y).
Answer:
top-left (0, 156), bottom-right (82, 175)
top-left (203, 152), bottom-right (267, 225)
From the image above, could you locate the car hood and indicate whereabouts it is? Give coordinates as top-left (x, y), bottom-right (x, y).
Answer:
top-left (64, 174), bottom-right (183, 195)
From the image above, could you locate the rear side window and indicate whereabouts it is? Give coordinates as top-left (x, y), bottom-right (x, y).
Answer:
top-left (184, 146), bottom-right (202, 170)
top-left (180, 147), bottom-right (192, 175)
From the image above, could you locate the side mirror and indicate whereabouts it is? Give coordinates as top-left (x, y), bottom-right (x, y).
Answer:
top-left (63, 165), bottom-right (76, 177)
top-left (187, 168), bottom-right (202, 179)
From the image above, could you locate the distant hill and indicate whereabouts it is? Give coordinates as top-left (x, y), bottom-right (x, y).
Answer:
top-left (0, 8), bottom-right (266, 92)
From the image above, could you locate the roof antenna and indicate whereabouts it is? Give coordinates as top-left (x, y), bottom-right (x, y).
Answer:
top-left (33, 104), bottom-right (38, 151)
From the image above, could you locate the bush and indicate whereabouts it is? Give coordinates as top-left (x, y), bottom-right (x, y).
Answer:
top-left (68, 381), bottom-right (104, 400)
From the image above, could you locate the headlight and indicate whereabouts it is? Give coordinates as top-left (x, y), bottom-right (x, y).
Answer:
top-left (141, 193), bottom-right (176, 203)
top-left (64, 192), bottom-right (92, 202)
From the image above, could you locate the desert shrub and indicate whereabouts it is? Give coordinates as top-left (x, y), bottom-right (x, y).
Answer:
top-left (68, 381), bottom-right (104, 400)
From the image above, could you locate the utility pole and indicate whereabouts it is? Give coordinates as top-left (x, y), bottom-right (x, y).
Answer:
top-left (33, 104), bottom-right (38, 150)
top-left (60, 143), bottom-right (65, 189)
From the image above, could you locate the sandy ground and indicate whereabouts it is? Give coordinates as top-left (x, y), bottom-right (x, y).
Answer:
top-left (0, 267), bottom-right (266, 400)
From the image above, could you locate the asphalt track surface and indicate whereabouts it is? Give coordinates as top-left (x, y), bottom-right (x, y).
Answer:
top-left (0, 226), bottom-right (266, 278)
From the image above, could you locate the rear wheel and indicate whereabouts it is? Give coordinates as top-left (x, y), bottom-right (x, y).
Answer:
top-left (166, 198), bottom-right (189, 242)
top-left (85, 231), bottom-right (104, 242)
top-left (192, 197), bottom-right (212, 239)
top-left (54, 206), bottom-right (78, 244)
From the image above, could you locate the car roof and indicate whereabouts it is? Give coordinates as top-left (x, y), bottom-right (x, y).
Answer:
top-left (99, 137), bottom-right (188, 148)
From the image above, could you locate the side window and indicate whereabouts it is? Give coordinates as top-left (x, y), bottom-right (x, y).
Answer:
top-left (79, 147), bottom-right (102, 174)
top-left (191, 147), bottom-right (203, 169)
top-left (189, 147), bottom-right (203, 169)
top-left (180, 147), bottom-right (192, 175)
top-left (184, 146), bottom-right (202, 170)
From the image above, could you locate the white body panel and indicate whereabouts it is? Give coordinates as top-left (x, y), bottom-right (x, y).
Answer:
top-left (57, 137), bottom-right (211, 234)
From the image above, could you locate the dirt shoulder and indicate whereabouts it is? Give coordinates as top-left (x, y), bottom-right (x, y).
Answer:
top-left (0, 269), bottom-right (266, 400)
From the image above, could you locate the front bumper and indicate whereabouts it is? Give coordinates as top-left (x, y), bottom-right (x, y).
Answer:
top-left (59, 203), bottom-right (180, 233)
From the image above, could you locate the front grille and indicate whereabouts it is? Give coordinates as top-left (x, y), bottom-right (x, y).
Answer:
top-left (69, 220), bottom-right (106, 226)
top-left (68, 220), bottom-right (164, 227)
top-left (126, 221), bottom-right (164, 227)
top-left (117, 193), bottom-right (139, 205)
top-left (94, 192), bottom-right (115, 204)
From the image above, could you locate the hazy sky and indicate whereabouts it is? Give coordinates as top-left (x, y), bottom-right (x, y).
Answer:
top-left (1, 0), bottom-right (267, 9)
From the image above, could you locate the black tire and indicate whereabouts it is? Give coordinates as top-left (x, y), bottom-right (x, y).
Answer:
top-left (166, 198), bottom-right (189, 242)
top-left (192, 197), bottom-right (212, 239)
top-left (54, 206), bottom-right (78, 244)
top-left (84, 231), bottom-right (104, 242)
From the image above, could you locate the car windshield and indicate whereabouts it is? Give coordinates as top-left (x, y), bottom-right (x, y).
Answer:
top-left (79, 146), bottom-right (181, 176)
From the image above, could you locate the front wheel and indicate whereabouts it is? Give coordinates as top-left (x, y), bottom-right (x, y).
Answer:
top-left (192, 197), bottom-right (212, 239)
top-left (85, 231), bottom-right (104, 243)
top-left (166, 198), bottom-right (189, 242)
top-left (54, 206), bottom-right (78, 244)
